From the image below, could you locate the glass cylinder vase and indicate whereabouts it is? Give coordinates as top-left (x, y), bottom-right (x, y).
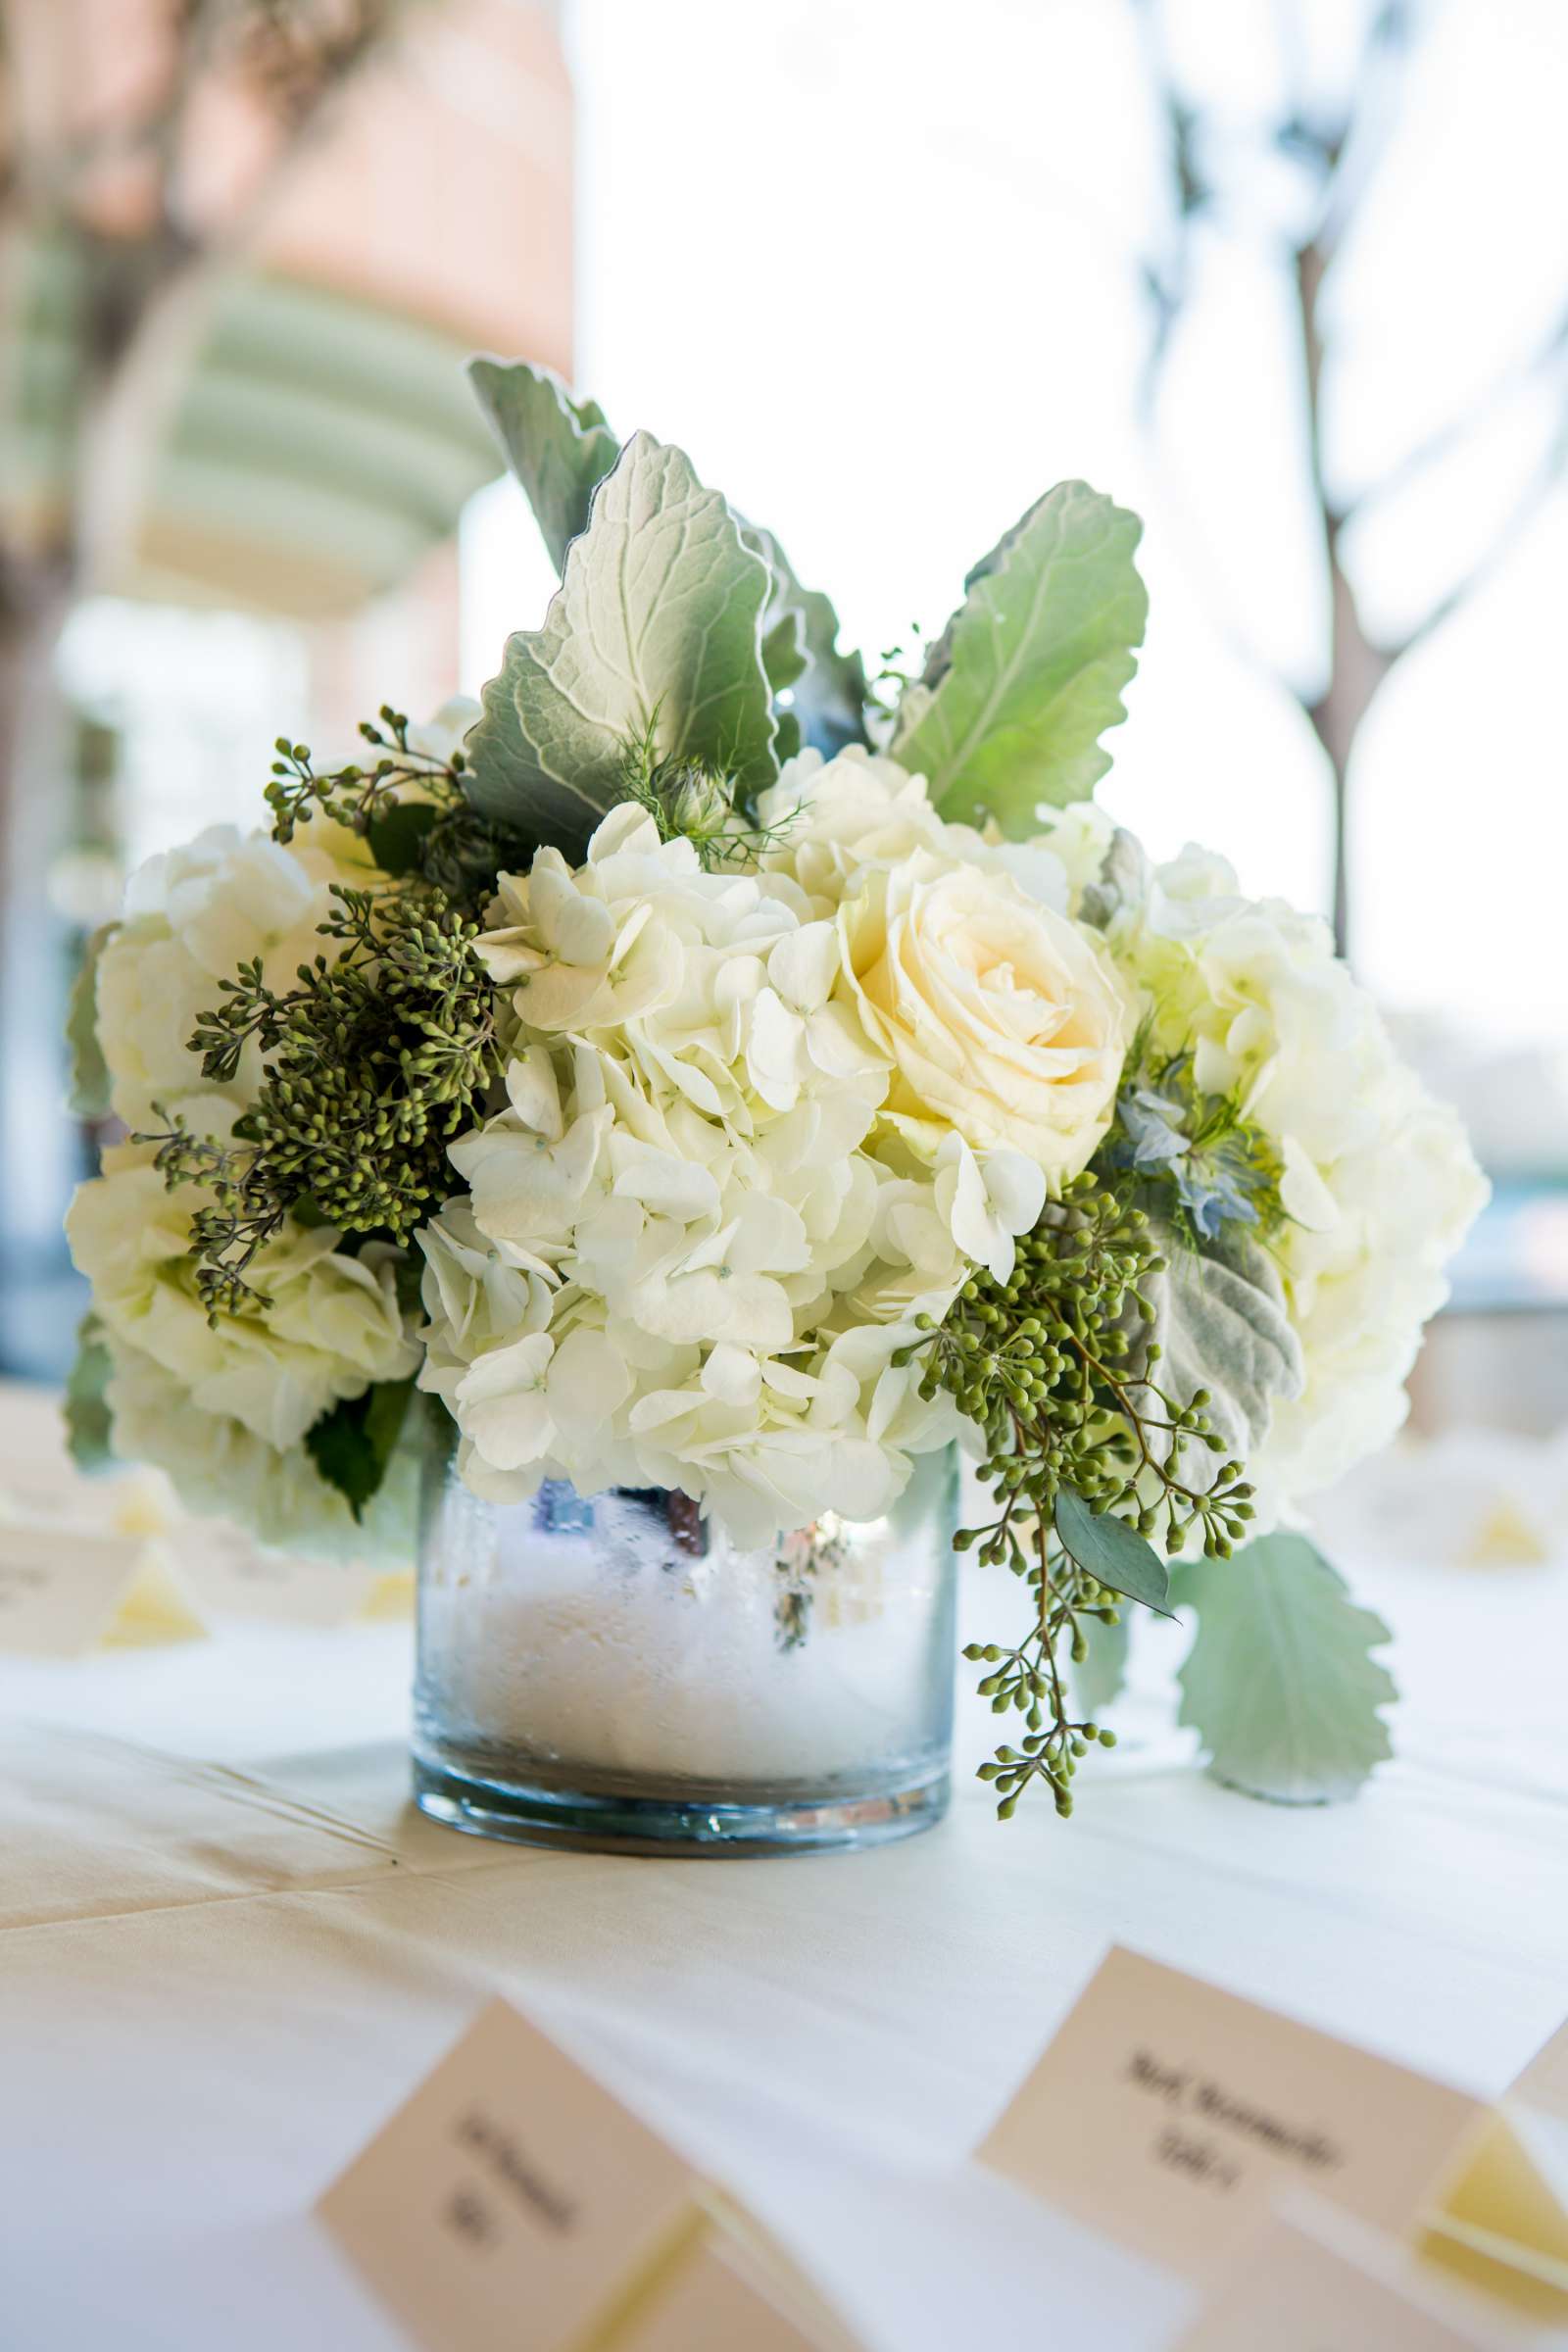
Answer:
top-left (412, 1421), bottom-right (958, 1856)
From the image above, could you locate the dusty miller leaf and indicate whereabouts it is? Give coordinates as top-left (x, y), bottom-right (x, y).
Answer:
top-left (466, 359), bottom-right (863, 753)
top-left (1135, 1224), bottom-right (1304, 1473)
top-left (741, 522), bottom-right (869, 756)
top-left (1078, 825), bottom-right (1151, 928)
top-left (891, 479), bottom-right (1147, 832)
top-left (467, 358), bottom-right (619, 571)
top-left (66, 924), bottom-right (115, 1120)
top-left (760, 606), bottom-right (808, 694)
top-left (64, 1315), bottom-right (116, 1473)
top-left (1172, 1533), bottom-right (1397, 1802)
top-left (464, 431), bottom-right (777, 851)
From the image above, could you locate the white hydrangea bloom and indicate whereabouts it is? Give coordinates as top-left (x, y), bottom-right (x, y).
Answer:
top-left (424, 769), bottom-right (1113, 1544)
top-left (69, 1144), bottom-right (417, 1453)
top-left (94, 825), bottom-right (334, 1133)
top-left (72, 813), bottom-right (427, 1552)
top-left (101, 1340), bottom-right (417, 1563)
top-left (1050, 819), bottom-right (1490, 1509)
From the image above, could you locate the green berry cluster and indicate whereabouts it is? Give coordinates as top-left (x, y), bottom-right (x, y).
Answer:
top-left (899, 1169), bottom-right (1258, 1819)
top-left (141, 886), bottom-right (505, 1321)
top-left (266, 707), bottom-right (523, 912)
top-left (265, 706), bottom-right (462, 846)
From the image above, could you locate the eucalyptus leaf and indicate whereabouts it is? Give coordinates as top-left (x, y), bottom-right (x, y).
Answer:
top-left (1073, 1610), bottom-right (1131, 1718)
top-left (1054, 1487), bottom-right (1173, 1616)
top-left (66, 924), bottom-right (115, 1120)
top-left (1172, 1534), bottom-right (1396, 1803)
top-left (64, 1315), bottom-right (116, 1474)
top-left (467, 358), bottom-right (619, 571)
top-left (464, 431), bottom-right (777, 852)
top-left (892, 479), bottom-right (1147, 832)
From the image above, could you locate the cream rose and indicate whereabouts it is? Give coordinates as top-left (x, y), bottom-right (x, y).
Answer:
top-left (836, 852), bottom-right (1130, 1180)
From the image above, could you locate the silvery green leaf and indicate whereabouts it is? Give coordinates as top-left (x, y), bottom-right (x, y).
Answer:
top-left (466, 364), bottom-right (863, 755)
top-left (66, 923), bottom-right (114, 1120)
top-left (1137, 1224), bottom-right (1304, 1471)
top-left (1073, 1611), bottom-right (1130, 1718)
top-left (467, 358), bottom-right (619, 571)
top-left (918, 503), bottom-right (1041, 691)
top-left (64, 1315), bottom-right (116, 1473)
top-left (464, 431), bottom-right (777, 851)
top-left (1078, 825), bottom-right (1151, 928)
top-left (760, 605), bottom-right (808, 694)
top-left (741, 522), bottom-right (869, 755)
top-left (1172, 1535), bottom-right (1396, 1802)
top-left (891, 480), bottom-right (1148, 833)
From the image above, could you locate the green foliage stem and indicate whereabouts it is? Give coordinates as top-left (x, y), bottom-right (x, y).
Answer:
top-left (903, 1171), bottom-right (1257, 1818)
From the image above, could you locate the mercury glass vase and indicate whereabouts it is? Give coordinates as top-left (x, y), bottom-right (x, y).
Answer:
top-left (412, 1421), bottom-right (958, 1856)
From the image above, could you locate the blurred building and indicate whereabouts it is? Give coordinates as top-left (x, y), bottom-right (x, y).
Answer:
top-left (0, 0), bottom-right (574, 1375)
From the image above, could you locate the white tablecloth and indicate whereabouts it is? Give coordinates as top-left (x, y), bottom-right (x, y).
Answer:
top-left (3, 1389), bottom-right (1568, 2350)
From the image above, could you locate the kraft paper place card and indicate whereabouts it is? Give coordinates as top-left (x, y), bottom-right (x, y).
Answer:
top-left (319, 1999), bottom-right (705, 2352)
top-left (976, 1945), bottom-right (1487, 2281)
top-left (318, 1998), bottom-right (853, 2352)
top-left (1177, 2197), bottom-right (1509, 2351)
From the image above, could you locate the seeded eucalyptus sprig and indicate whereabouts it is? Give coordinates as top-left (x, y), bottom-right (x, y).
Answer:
top-left (267, 705), bottom-right (456, 843)
top-left (267, 706), bottom-right (525, 911)
top-left (900, 1170), bottom-right (1258, 1819)
top-left (138, 886), bottom-right (506, 1321)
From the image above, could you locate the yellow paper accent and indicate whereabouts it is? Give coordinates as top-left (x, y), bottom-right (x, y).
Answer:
top-left (358, 1570), bottom-right (416, 1622)
top-left (1424, 2106), bottom-right (1568, 2321)
top-left (102, 1545), bottom-right (208, 1648)
top-left (1459, 1498), bottom-right (1551, 1566)
top-left (606, 2225), bottom-right (848, 2352)
top-left (1179, 2196), bottom-right (1506, 2350)
top-left (109, 1471), bottom-right (177, 1543)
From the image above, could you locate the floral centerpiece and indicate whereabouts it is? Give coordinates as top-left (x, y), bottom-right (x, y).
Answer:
top-left (66, 359), bottom-right (1486, 1849)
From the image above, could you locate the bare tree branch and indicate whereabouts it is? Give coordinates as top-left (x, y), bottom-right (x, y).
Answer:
top-left (1344, 306), bottom-right (1568, 525)
top-left (1392, 404), bottom-right (1568, 660)
top-left (1129, 0), bottom-right (1566, 964)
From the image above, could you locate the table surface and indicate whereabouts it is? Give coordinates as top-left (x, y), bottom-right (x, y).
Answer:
top-left (3, 1381), bottom-right (1567, 2352)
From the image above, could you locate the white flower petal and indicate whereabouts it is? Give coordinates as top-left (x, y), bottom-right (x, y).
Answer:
top-left (702, 1345), bottom-right (762, 1408)
top-left (767, 920), bottom-right (841, 1011)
